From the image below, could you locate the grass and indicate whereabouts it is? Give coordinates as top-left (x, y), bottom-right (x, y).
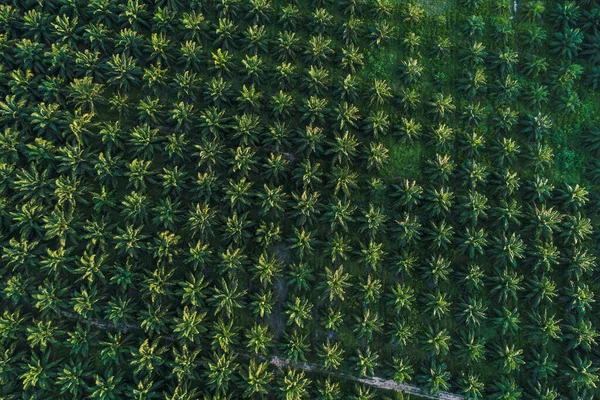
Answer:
top-left (415, 0), bottom-right (453, 16)
top-left (380, 136), bottom-right (423, 181)
top-left (549, 126), bottom-right (587, 185)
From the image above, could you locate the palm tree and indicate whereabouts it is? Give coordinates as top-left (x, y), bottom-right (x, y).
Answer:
top-left (258, 184), bottom-right (287, 217)
top-left (368, 21), bottom-right (395, 48)
top-left (565, 353), bottom-right (599, 398)
top-left (329, 166), bottom-right (359, 198)
top-left (403, 32), bottom-right (421, 54)
top-left (282, 330), bottom-right (310, 362)
top-left (489, 376), bottom-right (522, 399)
top-left (241, 54), bottom-right (266, 84)
top-left (365, 142), bottom-right (389, 170)
top-left (243, 359), bottom-right (273, 398)
top-left (327, 131), bottom-right (359, 165)
top-left (426, 153), bottom-right (455, 182)
top-left (457, 68), bottom-right (486, 98)
top-left (89, 369), bottom-right (124, 400)
top-left (303, 65), bottom-right (330, 96)
top-left (369, 79), bottom-right (392, 106)
top-left (552, 1), bottom-right (580, 29)
top-left (424, 289), bottom-right (451, 320)
top-left (316, 377), bottom-right (342, 400)
top-left (424, 186), bottom-right (454, 217)
top-left (460, 41), bottom-right (487, 66)
top-left (567, 316), bottom-right (597, 354)
top-left (423, 326), bottom-right (451, 356)
top-left (491, 233), bottom-right (526, 267)
top-left (428, 93), bottom-right (455, 120)
top-left (19, 350), bottom-right (57, 392)
top-left (527, 348), bottom-right (558, 382)
top-left (276, 31), bottom-right (301, 62)
top-left (421, 360), bottom-right (451, 395)
top-left (359, 204), bottom-right (388, 239)
top-left (335, 10), bottom-right (358, 39)
top-left (364, 109), bottom-right (390, 138)
top-left (457, 296), bottom-right (487, 328)
top-left (459, 191), bottom-right (489, 225)
top-left (246, 323), bottom-right (273, 356)
top-left (246, 0), bottom-right (272, 24)
top-left (280, 368), bottom-right (310, 400)
top-left (285, 296), bottom-right (313, 328)
top-left (250, 289), bottom-right (274, 319)
top-left (300, 95), bottom-right (329, 125)
top-left (561, 213), bottom-right (593, 246)
top-left (551, 28), bottom-right (583, 59)
top-left (458, 371), bottom-right (484, 399)
top-left (210, 277), bottom-right (247, 318)
top-left (324, 198), bottom-right (356, 232)
top-left (326, 233), bottom-right (352, 264)
top-left (492, 306), bottom-right (520, 335)
top-left (335, 101), bottom-right (360, 131)
top-left (393, 212), bottom-right (422, 247)
top-left (490, 268), bottom-right (523, 304)
top-left (278, 4), bottom-right (300, 29)
top-left (340, 44), bottom-right (364, 73)
top-left (526, 275), bottom-right (558, 308)
top-left (353, 347), bottom-right (378, 377)
top-left (527, 309), bottom-right (562, 346)
top-left (56, 360), bottom-right (92, 397)
top-left (179, 40), bottom-right (204, 72)
top-left (421, 255), bottom-right (452, 286)
top-left (318, 339), bottom-right (345, 371)
top-left (491, 47), bottom-right (519, 77)
top-left (425, 220), bottom-right (454, 251)
top-left (457, 332), bottom-right (487, 366)
top-left (565, 282), bottom-right (595, 315)
top-left (495, 343), bottom-right (524, 373)
top-left (305, 34), bottom-right (334, 65)
top-left (556, 183), bottom-right (589, 211)
top-left (291, 189), bottom-right (321, 226)
top-left (463, 15), bottom-right (485, 39)
top-left (107, 54), bottom-right (141, 91)
top-left (353, 308), bottom-right (382, 341)
top-left (206, 351), bottom-right (238, 395)
top-left (243, 24), bottom-right (269, 55)
top-left (524, 0), bottom-right (545, 21)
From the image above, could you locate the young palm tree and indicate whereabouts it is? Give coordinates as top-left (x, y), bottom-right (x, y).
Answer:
top-left (368, 21), bottom-right (395, 48)
top-left (280, 368), bottom-right (310, 400)
top-left (318, 339), bottom-right (345, 371)
top-left (285, 296), bottom-right (313, 328)
top-left (206, 351), bottom-right (239, 395)
top-left (107, 53), bottom-right (141, 91)
top-left (210, 277), bottom-right (247, 318)
top-left (303, 65), bottom-right (330, 95)
top-left (275, 30), bottom-right (300, 62)
top-left (565, 354), bottom-right (599, 398)
top-left (327, 131), bottom-right (359, 165)
top-left (421, 360), bottom-right (451, 395)
top-left (423, 326), bottom-right (452, 356)
top-left (428, 93), bottom-right (455, 120)
top-left (243, 358), bottom-right (273, 398)
top-left (340, 44), bottom-right (364, 73)
top-left (305, 34), bottom-right (334, 65)
top-left (424, 289), bottom-right (451, 320)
